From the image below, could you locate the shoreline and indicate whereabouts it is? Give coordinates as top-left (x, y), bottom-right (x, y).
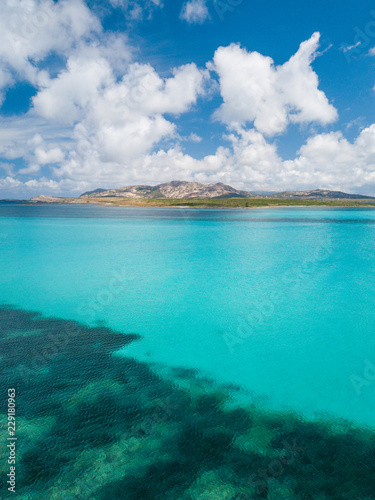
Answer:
top-left (4, 197), bottom-right (375, 209)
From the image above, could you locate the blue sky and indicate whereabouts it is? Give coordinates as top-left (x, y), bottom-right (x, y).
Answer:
top-left (0, 0), bottom-right (374, 198)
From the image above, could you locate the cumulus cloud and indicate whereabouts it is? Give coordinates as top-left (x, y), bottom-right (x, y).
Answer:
top-left (23, 51), bottom-right (208, 184)
top-left (34, 146), bottom-right (65, 165)
top-left (0, 176), bottom-right (22, 190)
top-left (212, 32), bottom-right (338, 135)
top-left (0, 0), bottom-right (100, 87)
top-left (283, 126), bottom-right (375, 191)
top-left (32, 54), bottom-right (114, 124)
top-left (180, 0), bottom-right (209, 24)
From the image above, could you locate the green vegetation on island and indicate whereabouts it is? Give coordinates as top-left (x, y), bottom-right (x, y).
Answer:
top-left (85, 197), bottom-right (375, 208)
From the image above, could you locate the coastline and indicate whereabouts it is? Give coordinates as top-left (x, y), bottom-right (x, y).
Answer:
top-left (11, 197), bottom-right (375, 209)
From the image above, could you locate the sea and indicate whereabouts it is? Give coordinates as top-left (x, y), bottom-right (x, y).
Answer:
top-left (1, 202), bottom-right (375, 499)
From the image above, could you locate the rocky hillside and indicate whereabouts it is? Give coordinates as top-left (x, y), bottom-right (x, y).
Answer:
top-left (273, 189), bottom-right (374, 200)
top-left (79, 181), bottom-right (254, 199)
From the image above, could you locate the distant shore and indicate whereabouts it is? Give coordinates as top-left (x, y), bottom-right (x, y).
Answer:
top-left (20, 196), bottom-right (375, 209)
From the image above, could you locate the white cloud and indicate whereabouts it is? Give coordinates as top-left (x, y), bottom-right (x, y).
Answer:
top-left (187, 133), bottom-right (202, 142)
top-left (215, 125), bottom-right (375, 194)
top-left (18, 164), bottom-right (42, 175)
top-left (0, 116), bottom-right (73, 164)
top-left (24, 52), bottom-right (208, 182)
top-left (0, 176), bottom-right (22, 190)
top-left (32, 52), bottom-right (207, 124)
top-left (212, 33), bottom-right (338, 136)
top-left (180, 0), bottom-right (209, 24)
top-left (24, 177), bottom-right (61, 190)
top-left (108, 0), bottom-right (163, 21)
top-left (32, 54), bottom-right (114, 124)
top-left (283, 126), bottom-right (375, 191)
top-left (341, 41), bottom-right (361, 53)
top-left (114, 62), bottom-right (208, 115)
top-left (0, 0), bottom-right (100, 87)
top-left (34, 146), bottom-right (65, 165)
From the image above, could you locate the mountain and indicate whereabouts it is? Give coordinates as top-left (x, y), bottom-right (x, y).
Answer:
top-left (79, 181), bottom-right (255, 199)
top-left (272, 189), bottom-right (375, 200)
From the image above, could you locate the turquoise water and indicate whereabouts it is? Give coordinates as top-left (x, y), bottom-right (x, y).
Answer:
top-left (3, 307), bottom-right (375, 499)
top-left (1, 204), bottom-right (375, 427)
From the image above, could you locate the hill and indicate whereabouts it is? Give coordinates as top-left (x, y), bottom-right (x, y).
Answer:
top-left (77, 182), bottom-right (374, 200)
top-left (78, 181), bottom-right (254, 199)
top-left (273, 189), bottom-right (374, 200)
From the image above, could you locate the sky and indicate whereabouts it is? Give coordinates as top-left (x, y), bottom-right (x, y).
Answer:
top-left (0, 0), bottom-right (374, 198)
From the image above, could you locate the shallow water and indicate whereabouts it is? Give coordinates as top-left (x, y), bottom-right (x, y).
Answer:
top-left (1, 306), bottom-right (375, 499)
top-left (1, 204), bottom-right (375, 426)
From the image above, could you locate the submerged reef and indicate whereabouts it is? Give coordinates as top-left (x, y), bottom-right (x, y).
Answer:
top-left (1, 306), bottom-right (375, 499)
